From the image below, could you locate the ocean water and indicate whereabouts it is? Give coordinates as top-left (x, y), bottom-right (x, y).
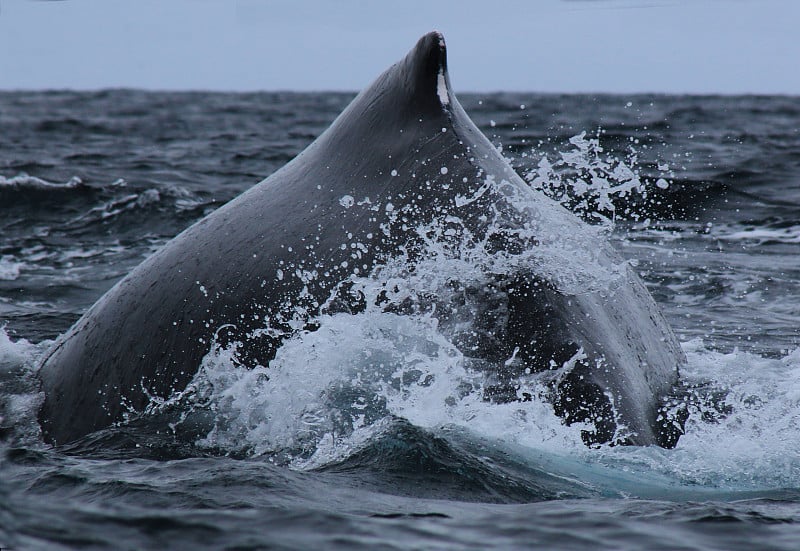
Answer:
top-left (1, 90), bottom-right (800, 550)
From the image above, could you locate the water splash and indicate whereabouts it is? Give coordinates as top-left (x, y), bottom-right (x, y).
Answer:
top-left (584, 340), bottom-right (800, 491)
top-left (175, 305), bottom-right (588, 465)
top-left (523, 131), bottom-right (673, 224)
top-left (0, 329), bottom-right (46, 445)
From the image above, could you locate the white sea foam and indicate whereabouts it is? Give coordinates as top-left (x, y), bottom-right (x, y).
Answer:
top-left (187, 305), bottom-right (587, 464)
top-left (0, 329), bottom-right (37, 371)
top-left (717, 224), bottom-right (800, 244)
top-left (0, 173), bottom-right (83, 189)
top-left (0, 256), bottom-right (23, 281)
top-left (587, 340), bottom-right (800, 490)
top-left (0, 329), bottom-right (47, 444)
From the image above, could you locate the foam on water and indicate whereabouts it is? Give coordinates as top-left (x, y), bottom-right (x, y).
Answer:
top-left (717, 224), bottom-right (800, 245)
top-left (0, 173), bottom-right (84, 190)
top-left (569, 348), bottom-right (800, 494)
top-left (0, 257), bottom-right (23, 281)
top-left (621, 340), bottom-right (800, 489)
top-left (0, 329), bottom-right (46, 445)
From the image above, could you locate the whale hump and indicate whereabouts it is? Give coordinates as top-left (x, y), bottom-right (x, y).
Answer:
top-left (37, 32), bottom-right (684, 448)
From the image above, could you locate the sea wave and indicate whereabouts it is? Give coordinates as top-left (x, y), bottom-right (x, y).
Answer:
top-left (0, 173), bottom-right (85, 191)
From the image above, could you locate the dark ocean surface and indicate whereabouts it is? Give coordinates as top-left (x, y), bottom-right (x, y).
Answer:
top-left (1, 90), bottom-right (800, 550)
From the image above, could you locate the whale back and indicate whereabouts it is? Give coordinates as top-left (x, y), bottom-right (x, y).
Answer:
top-left (37, 32), bottom-right (684, 447)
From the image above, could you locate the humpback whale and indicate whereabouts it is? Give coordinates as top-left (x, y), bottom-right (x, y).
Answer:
top-left (37, 32), bottom-right (685, 447)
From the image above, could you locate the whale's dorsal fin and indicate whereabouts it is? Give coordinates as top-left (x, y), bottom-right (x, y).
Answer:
top-left (399, 31), bottom-right (451, 108)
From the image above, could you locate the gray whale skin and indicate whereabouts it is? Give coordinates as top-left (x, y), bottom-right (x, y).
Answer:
top-left (37, 32), bottom-right (685, 448)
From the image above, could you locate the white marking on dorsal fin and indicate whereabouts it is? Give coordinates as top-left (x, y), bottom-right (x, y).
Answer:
top-left (437, 69), bottom-right (449, 106)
